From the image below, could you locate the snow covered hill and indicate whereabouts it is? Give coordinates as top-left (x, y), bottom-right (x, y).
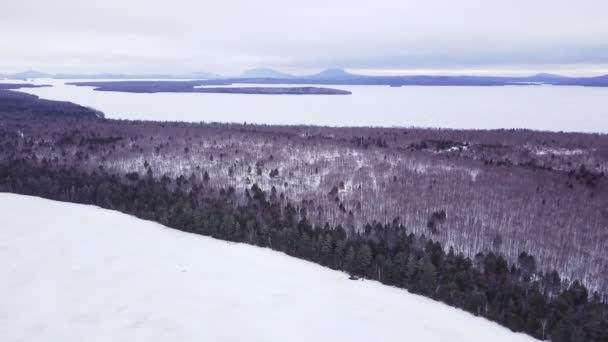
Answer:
top-left (0, 193), bottom-right (537, 342)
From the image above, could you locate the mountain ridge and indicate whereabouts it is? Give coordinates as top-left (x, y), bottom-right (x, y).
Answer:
top-left (4, 69), bottom-right (608, 86)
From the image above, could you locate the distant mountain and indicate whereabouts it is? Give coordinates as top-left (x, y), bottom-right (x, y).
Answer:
top-left (3, 70), bottom-right (223, 80)
top-left (5, 69), bottom-right (608, 87)
top-left (54, 73), bottom-right (138, 79)
top-left (54, 72), bottom-right (224, 80)
top-left (11, 70), bottom-right (52, 79)
top-left (308, 68), bottom-right (358, 80)
top-left (240, 68), bottom-right (294, 79)
top-left (550, 74), bottom-right (608, 87)
top-left (237, 68), bottom-right (359, 81)
top-left (531, 73), bottom-right (566, 79)
top-left (179, 71), bottom-right (223, 79)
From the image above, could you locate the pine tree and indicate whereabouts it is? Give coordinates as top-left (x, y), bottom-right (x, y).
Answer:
top-left (333, 239), bottom-right (345, 268)
top-left (391, 252), bottom-right (408, 286)
top-left (319, 234), bottom-right (333, 266)
top-left (418, 255), bottom-right (437, 296)
top-left (344, 246), bottom-right (356, 274)
top-left (355, 244), bottom-right (372, 276)
top-left (406, 255), bottom-right (417, 284)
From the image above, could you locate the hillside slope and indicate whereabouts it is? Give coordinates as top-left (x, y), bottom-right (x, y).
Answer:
top-left (0, 193), bottom-right (537, 342)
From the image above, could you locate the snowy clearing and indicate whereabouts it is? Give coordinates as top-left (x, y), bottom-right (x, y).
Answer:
top-left (0, 193), bottom-right (537, 342)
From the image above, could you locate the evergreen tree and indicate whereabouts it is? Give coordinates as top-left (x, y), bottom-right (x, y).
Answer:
top-left (344, 246), bottom-right (356, 274)
top-left (418, 255), bottom-right (437, 295)
top-left (355, 244), bottom-right (372, 276)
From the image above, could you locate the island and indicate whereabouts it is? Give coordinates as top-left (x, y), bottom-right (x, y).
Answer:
top-left (67, 81), bottom-right (352, 95)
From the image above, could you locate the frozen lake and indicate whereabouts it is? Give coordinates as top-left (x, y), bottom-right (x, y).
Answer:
top-left (12, 79), bottom-right (608, 133)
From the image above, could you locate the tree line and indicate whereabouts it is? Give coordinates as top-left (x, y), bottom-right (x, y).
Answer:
top-left (1, 158), bottom-right (606, 341)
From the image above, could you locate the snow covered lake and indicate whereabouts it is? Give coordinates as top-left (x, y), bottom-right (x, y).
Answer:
top-left (0, 193), bottom-right (537, 342)
top-left (13, 78), bottom-right (608, 133)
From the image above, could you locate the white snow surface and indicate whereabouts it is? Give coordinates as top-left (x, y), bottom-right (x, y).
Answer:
top-left (0, 193), bottom-right (538, 342)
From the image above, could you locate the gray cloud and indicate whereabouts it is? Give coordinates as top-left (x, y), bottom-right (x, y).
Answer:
top-left (2, 0), bottom-right (608, 75)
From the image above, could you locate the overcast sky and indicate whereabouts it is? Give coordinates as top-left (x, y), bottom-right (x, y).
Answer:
top-left (2, 0), bottom-right (608, 76)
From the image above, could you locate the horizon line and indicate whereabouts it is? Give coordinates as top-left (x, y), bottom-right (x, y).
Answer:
top-left (2, 67), bottom-right (608, 79)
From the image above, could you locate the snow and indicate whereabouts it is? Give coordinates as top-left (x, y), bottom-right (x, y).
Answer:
top-left (530, 146), bottom-right (587, 156)
top-left (0, 193), bottom-right (537, 342)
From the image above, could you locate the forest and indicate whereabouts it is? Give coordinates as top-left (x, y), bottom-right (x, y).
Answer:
top-left (0, 89), bottom-right (103, 118)
top-left (1, 89), bottom-right (607, 341)
top-left (1, 158), bottom-right (607, 341)
top-left (66, 81), bottom-right (351, 94)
